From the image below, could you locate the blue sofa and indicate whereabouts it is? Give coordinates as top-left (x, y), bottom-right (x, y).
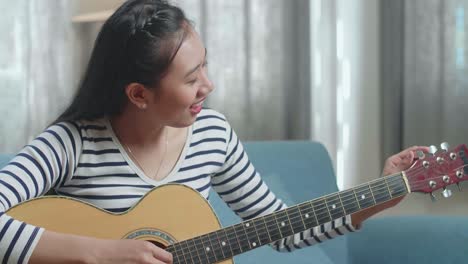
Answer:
top-left (1, 141), bottom-right (467, 264)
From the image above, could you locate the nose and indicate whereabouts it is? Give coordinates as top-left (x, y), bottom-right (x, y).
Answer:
top-left (198, 69), bottom-right (214, 96)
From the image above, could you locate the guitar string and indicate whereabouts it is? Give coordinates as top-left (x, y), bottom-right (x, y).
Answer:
top-left (168, 175), bottom-right (408, 262)
top-left (169, 173), bottom-right (457, 263)
top-left (169, 171), bottom-right (464, 263)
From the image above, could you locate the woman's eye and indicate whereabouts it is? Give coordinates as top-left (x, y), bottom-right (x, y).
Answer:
top-left (188, 78), bottom-right (198, 84)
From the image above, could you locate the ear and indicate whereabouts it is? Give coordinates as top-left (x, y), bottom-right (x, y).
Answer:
top-left (125, 83), bottom-right (151, 110)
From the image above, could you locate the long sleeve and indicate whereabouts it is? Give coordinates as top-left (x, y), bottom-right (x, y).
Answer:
top-left (211, 121), bottom-right (357, 252)
top-left (0, 122), bottom-right (82, 263)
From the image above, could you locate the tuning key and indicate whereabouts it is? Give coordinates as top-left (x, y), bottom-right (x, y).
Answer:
top-left (440, 142), bottom-right (450, 152)
top-left (430, 192), bottom-right (437, 202)
top-left (442, 187), bottom-right (452, 198)
top-left (457, 183), bottom-right (463, 192)
top-left (429, 145), bottom-right (438, 155)
top-left (416, 150), bottom-right (425, 159)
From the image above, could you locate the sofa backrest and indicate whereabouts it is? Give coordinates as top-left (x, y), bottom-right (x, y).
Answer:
top-left (208, 141), bottom-right (349, 264)
top-left (0, 154), bottom-right (13, 169)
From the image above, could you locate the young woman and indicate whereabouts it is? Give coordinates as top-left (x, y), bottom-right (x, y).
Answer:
top-left (0, 0), bottom-right (428, 263)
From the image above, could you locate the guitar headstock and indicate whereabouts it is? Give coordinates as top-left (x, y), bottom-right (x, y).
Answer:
top-left (405, 143), bottom-right (468, 198)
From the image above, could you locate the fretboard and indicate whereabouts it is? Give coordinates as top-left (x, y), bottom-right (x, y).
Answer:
top-left (167, 173), bottom-right (408, 264)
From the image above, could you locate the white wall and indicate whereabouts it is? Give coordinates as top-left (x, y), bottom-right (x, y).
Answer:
top-left (72, 0), bottom-right (124, 16)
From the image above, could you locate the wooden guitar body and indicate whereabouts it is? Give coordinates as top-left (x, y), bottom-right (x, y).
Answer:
top-left (8, 184), bottom-right (233, 264)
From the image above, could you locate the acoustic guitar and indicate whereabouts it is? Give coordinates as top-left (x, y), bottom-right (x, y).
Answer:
top-left (7, 144), bottom-right (468, 264)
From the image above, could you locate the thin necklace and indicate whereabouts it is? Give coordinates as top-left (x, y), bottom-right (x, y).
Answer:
top-left (124, 129), bottom-right (169, 180)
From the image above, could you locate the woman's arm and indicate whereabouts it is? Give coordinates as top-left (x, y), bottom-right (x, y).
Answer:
top-left (0, 123), bottom-right (173, 264)
top-left (211, 120), bottom-right (356, 252)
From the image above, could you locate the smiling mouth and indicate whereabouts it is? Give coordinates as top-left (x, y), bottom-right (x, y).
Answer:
top-left (191, 97), bottom-right (206, 107)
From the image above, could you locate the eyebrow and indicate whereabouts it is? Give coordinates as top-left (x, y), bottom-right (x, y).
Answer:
top-left (184, 48), bottom-right (207, 78)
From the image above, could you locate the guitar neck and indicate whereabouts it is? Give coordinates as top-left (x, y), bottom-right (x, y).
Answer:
top-left (167, 173), bottom-right (408, 263)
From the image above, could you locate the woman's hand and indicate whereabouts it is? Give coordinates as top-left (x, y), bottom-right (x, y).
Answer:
top-left (91, 239), bottom-right (173, 264)
top-left (30, 230), bottom-right (173, 264)
top-left (351, 146), bottom-right (430, 227)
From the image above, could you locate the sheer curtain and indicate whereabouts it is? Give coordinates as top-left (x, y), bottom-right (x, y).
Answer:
top-left (175, 0), bottom-right (312, 141)
top-left (310, 0), bottom-right (382, 190)
top-left (382, 0), bottom-right (468, 215)
top-left (0, 0), bottom-right (86, 153)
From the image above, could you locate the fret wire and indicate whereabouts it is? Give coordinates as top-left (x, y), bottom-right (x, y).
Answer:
top-left (294, 205), bottom-right (307, 230)
top-left (217, 226), bottom-right (233, 258)
top-left (202, 234), bottom-right (217, 263)
top-left (187, 237), bottom-right (204, 264)
top-left (337, 192), bottom-right (347, 216)
top-left (264, 214), bottom-right (282, 241)
top-left (371, 181), bottom-right (392, 203)
top-left (166, 245), bottom-right (181, 264)
top-left (298, 203), bottom-right (317, 229)
top-left (182, 240), bottom-right (199, 264)
top-left (179, 241), bottom-right (196, 263)
top-left (172, 243), bottom-right (187, 264)
top-left (246, 220), bottom-right (260, 247)
top-left (352, 189), bottom-right (362, 210)
top-left (282, 209), bottom-right (295, 234)
top-left (212, 230), bottom-right (226, 260)
top-left (207, 232), bottom-right (222, 262)
top-left (204, 233), bottom-right (219, 263)
top-left (252, 217), bottom-right (271, 245)
top-left (210, 233), bottom-right (226, 262)
top-left (177, 240), bottom-right (196, 262)
top-left (325, 195), bottom-right (345, 219)
top-left (308, 201), bottom-right (319, 225)
top-left (234, 223), bottom-right (251, 251)
top-left (286, 207), bottom-right (306, 233)
top-left (311, 199), bottom-right (330, 224)
top-left (260, 215), bottom-right (273, 242)
top-left (172, 242), bottom-right (187, 264)
top-left (384, 177), bottom-right (394, 197)
top-left (274, 210), bottom-right (294, 237)
top-left (192, 236), bottom-right (209, 264)
top-left (367, 183), bottom-right (377, 204)
top-left (227, 225), bottom-right (242, 254)
top-left (270, 211), bottom-right (286, 238)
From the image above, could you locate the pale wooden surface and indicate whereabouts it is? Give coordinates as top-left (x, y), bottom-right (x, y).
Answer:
top-left (8, 184), bottom-right (234, 264)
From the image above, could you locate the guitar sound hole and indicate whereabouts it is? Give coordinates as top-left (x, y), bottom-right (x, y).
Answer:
top-left (146, 240), bottom-right (167, 249)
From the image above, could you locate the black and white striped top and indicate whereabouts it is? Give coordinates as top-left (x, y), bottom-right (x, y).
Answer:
top-left (0, 109), bottom-right (355, 263)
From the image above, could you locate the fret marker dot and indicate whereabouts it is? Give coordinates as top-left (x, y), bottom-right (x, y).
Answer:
top-left (245, 223), bottom-right (250, 227)
top-left (305, 214), bottom-right (310, 218)
top-left (331, 204), bottom-right (336, 209)
top-left (252, 242), bottom-right (257, 247)
top-left (281, 222), bottom-right (286, 227)
top-left (222, 242), bottom-right (226, 246)
top-left (206, 247), bottom-right (210, 252)
top-left (361, 195), bottom-right (366, 200)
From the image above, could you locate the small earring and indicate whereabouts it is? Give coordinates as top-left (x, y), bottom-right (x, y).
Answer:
top-left (141, 104), bottom-right (147, 110)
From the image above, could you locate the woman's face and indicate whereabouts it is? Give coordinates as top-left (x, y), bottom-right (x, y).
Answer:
top-left (147, 28), bottom-right (214, 128)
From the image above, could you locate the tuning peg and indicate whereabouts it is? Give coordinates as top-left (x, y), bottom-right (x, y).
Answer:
top-left (442, 187), bottom-right (452, 198)
top-left (457, 183), bottom-right (463, 192)
top-left (416, 150), bottom-right (425, 159)
top-left (429, 145), bottom-right (438, 155)
top-left (430, 192), bottom-right (437, 202)
top-left (440, 142), bottom-right (450, 152)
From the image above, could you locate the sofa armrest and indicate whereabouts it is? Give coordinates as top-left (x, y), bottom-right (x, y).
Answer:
top-left (347, 216), bottom-right (468, 264)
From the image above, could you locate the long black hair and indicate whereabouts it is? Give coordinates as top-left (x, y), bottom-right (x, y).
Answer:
top-left (55, 0), bottom-right (190, 123)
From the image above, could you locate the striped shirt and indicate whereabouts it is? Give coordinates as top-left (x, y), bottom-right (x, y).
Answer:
top-left (0, 109), bottom-right (355, 263)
